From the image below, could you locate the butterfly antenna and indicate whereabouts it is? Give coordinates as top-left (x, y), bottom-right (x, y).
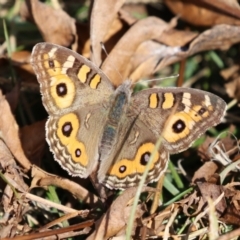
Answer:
top-left (100, 42), bottom-right (124, 83)
top-left (133, 74), bottom-right (179, 86)
top-left (100, 42), bottom-right (108, 58)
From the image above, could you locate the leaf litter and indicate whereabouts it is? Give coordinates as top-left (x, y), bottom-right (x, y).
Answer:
top-left (1, 0), bottom-right (240, 239)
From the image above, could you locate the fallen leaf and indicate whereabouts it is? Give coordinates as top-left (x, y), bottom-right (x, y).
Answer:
top-left (156, 24), bottom-right (240, 73)
top-left (221, 64), bottom-right (240, 102)
top-left (90, 0), bottom-right (126, 66)
top-left (31, 165), bottom-right (102, 208)
top-left (102, 16), bottom-right (170, 85)
top-left (221, 205), bottom-right (240, 226)
top-left (192, 161), bottom-right (219, 183)
top-left (0, 90), bottom-right (31, 171)
top-left (165, 0), bottom-right (240, 27)
top-left (5, 83), bottom-right (20, 113)
top-left (20, 119), bottom-right (46, 166)
top-left (20, 0), bottom-right (77, 49)
top-left (197, 182), bottom-right (227, 217)
top-left (0, 139), bottom-right (30, 239)
top-left (88, 187), bottom-right (153, 239)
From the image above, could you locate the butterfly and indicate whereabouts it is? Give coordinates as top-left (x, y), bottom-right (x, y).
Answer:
top-left (30, 43), bottom-right (226, 189)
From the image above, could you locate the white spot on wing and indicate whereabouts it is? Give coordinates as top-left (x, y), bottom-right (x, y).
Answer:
top-left (182, 92), bottom-right (191, 112)
top-left (62, 55), bottom-right (75, 74)
top-left (48, 47), bottom-right (57, 58)
top-left (204, 95), bottom-right (211, 107)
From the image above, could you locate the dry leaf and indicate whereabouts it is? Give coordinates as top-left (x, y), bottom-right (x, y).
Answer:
top-left (5, 83), bottom-right (20, 112)
top-left (0, 90), bottom-right (31, 171)
top-left (156, 24), bottom-right (240, 73)
top-left (165, 0), bottom-right (240, 27)
top-left (141, 204), bottom-right (174, 236)
top-left (197, 182), bottom-right (227, 217)
top-left (20, 0), bottom-right (77, 49)
top-left (88, 187), bottom-right (152, 239)
top-left (221, 205), bottom-right (240, 226)
top-left (102, 16), bottom-right (170, 85)
top-left (159, 28), bottom-right (198, 47)
top-left (220, 184), bottom-right (240, 225)
top-left (221, 65), bottom-right (240, 102)
top-left (192, 161), bottom-right (219, 183)
top-left (129, 40), bottom-right (180, 82)
top-left (0, 139), bottom-right (29, 239)
top-left (90, 0), bottom-right (126, 66)
top-left (31, 165), bottom-right (101, 208)
top-left (20, 119), bottom-right (46, 166)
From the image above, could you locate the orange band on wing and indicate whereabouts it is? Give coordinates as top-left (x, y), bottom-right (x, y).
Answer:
top-left (107, 143), bottom-right (159, 178)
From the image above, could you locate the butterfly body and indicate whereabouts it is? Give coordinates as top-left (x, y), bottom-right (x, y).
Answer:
top-left (31, 43), bottom-right (226, 189)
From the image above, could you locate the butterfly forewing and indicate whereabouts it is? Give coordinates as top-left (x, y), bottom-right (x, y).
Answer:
top-left (130, 87), bottom-right (226, 154)
top-left (31, 43), bottom-right (114, 115)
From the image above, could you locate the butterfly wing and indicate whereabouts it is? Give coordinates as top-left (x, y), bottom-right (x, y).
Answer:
top-left (100, 87), bottom-right (226, 189)
top-left (31, 43), bottom-right (114, 178)
top-left (99, 118), bottom-right (169, 189)
top-left (31, 43), bottom-right (114, 115)
top-left (131, 87), bottom-right (226, 154)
